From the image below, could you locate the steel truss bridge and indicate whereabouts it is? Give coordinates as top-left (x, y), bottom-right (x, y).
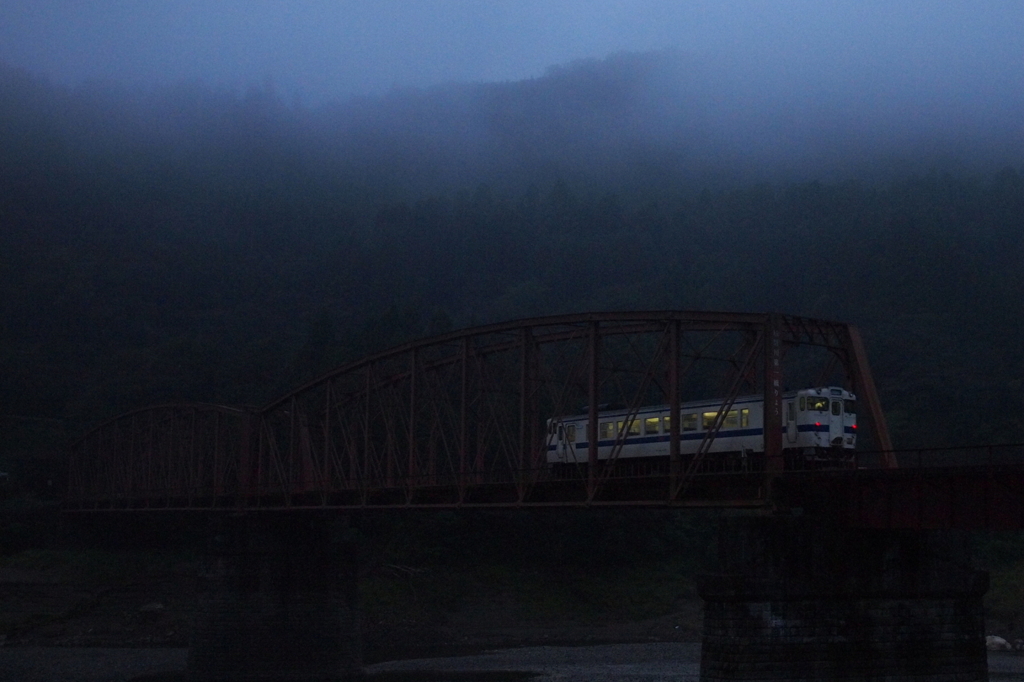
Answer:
top-left (65, 312), bottom-right (1024, 529)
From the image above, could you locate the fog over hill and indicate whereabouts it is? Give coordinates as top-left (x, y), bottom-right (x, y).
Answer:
top-left (4, 50), bottom-right (1023, 199)
top-left (323, 50), bottom-right (1024, 191)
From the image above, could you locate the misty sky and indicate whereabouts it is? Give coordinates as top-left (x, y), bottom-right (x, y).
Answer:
top-left (2, 1), bottom-right (1023, 103)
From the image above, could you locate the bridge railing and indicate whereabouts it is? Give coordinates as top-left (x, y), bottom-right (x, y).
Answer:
top-left (854, 443), bottom-right (1024, 470)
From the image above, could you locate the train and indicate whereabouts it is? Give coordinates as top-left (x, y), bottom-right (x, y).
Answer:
top-left (546, 386), bottom-right (857, 471)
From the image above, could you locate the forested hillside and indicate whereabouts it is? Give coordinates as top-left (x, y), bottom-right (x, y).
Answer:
top-left (1, 51), bottom-right (1023, 477)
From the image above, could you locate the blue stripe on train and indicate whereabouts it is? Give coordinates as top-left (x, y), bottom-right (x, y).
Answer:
top-left (548, 423), bottom-right (855, 451)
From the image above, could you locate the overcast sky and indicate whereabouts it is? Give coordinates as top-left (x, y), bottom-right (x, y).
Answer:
top-left (2, 1), bottom-right (1023, 103)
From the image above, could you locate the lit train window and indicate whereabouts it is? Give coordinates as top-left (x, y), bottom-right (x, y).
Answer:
top-left (663, 415), bottom-right (671, 432)
top-left (807, 397), bottom-right (830, 412)
top-left (844, 400), bottom-right (856, 414)
top-left (618, 419), bottom-right (640, 436)
top-left (566, 424), bottom-right (576, 441)
top-left (600, 422), bottom-right (614, 439)
top-left (644, 417), bottom-right (660, 434)
top-left (682, 414), bottom-right (697, 431)
top-left (700, 409), bottom-right (748, 430)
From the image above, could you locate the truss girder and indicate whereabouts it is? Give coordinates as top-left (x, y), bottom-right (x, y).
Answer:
top-left (65, 311), bottom-right (895, 510)
top-left (66, 404), bottom-right (250, 509)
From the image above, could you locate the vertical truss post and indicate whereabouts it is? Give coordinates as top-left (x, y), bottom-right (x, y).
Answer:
top-left (363, 366), bottom-right (372, 492)
top-left (668, 320), bottom-right (681, 497)
top-left (188, 408), bottom-right (197, 506)
top-left (323, 382), bottom-right (333, 494)
top-left (587, 321), bottom-right (600, 500)
top-left (288, 396), bottom-right (298, 500)
top-left (475, 401), bottom-right (485, 486)
top-left (408, 348), bottom-right (418, 492)
top-left (111, 422), bottom-right (120, 503)
top-left (148, 411), bottom-right (155, 504)
top-left (519, 327), bottom-right (534, 500)
top-left (519, 328), bottom-right (528, 477)
top-left (213, 411), bottom-right (221, 499)
top-left (764, 314), bottom-right (784, 475)
top-left (238, 411), bottom-right (253, 507)
top-left (427, 426), bottom-right (437, 488)
top-left (459, 337), bottom-right (469, 498)
top-left (169, 411), bottom-right (178, 503)
top-left (127, 414), bottom-right (136, 500)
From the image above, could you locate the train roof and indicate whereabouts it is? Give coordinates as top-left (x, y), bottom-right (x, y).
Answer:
top-left (551, 386), bottom-right (855, 421)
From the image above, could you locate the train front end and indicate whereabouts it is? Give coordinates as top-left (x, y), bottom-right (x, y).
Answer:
top-left (788, 386), bottom-right (857, 455)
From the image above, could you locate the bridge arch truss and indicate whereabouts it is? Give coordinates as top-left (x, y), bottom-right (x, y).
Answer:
top-left (66, 312), bottom-right (892, 510)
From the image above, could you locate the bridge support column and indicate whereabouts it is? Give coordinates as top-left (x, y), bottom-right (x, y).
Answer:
top-left (698, 517), bottom-right (988, 682)
top-left (188, 513), bottom-right (361, 681)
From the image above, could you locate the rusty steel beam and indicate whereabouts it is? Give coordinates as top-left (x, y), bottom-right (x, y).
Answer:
top-left (668, 320), bottom-right (681, 496)
top-left (763, 314), bottom-right (784, 475)
top-left (408, 347), bottom-right (418, 498)
top-left (587, 321), bottom-right (600, 501)
top-left (459, 336), bottom-right (469, 500)
top-left (844, 325), bottom-right (894, 466)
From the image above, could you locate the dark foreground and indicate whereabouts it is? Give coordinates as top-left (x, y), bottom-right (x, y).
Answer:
top-left (3, 645), bottom-right (1024, 682)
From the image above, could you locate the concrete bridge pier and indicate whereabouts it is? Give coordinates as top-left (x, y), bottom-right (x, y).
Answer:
top-left (698, 517), bottom-right (988, 682)
top-left (188, 513), bottom-right (361, 682)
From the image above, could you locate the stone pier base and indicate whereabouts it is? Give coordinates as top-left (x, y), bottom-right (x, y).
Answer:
top-left (699, 518), bottom-right (988, 681)
top-left (188, 513), bottom-right (361, 682)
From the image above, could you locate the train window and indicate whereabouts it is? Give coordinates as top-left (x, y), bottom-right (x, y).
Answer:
top-left (702, 411), bottom-right (718, 429)
top-left (644, 417), bottom-right (660, 435)
top-left (807, 396), bottom-right (830, 412)
top-left (723, 410), bottom-right (739, 428)
top-left (558, 425), bottom-right (564, 440)
top-left (844, 400), bottom-right (856, 415)
top-left (663, 415), bottom-right (671, 432)
top-left (831, 401), bottom-right (842, 416)
top-left (618, 419), bottom-right (640, 436)
top-left (566, 424), bottom-right (576, 441)
top-left (682, 414), bottom-right (697, 431)
top-left (799, 397), bottom-right (806, 411)
top-left (600, 422), bottom-right (614, 439)
top-left (788, 402), bottom-right (795, 422)
top-left (740, 409), bottom-right (750, 427)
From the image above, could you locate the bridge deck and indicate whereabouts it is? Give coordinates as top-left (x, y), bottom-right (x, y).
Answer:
top-left (65, 445), bottom-right (1024, 530)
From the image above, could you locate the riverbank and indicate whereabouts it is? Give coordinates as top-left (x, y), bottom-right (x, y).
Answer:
top-left (4, 645), bottom-right (1024, 682)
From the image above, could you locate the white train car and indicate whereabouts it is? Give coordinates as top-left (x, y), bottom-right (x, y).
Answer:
top-left (546, 387), bottom-right (857, 467)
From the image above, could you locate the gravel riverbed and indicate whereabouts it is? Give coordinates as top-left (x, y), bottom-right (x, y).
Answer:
top-left (4, 644), bottom-right (1024, 682)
